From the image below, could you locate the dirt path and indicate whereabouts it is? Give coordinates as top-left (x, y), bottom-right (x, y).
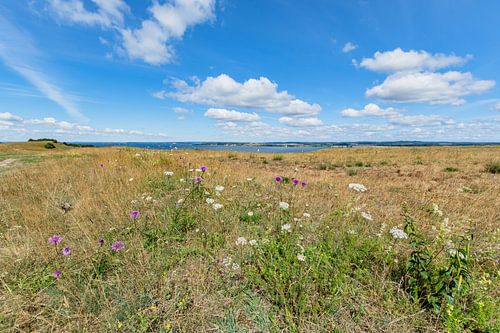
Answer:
top-left (0, 158), bottom-right (16, 168)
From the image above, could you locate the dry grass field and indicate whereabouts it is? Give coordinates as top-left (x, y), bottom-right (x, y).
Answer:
top-left (0, 142), bottom-right (498, 332)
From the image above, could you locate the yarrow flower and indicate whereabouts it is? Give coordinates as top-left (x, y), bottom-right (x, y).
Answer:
top-left (249, 239), bottom-right (258, 246)
top-left (275, 176), bottom-right (283, 182)
top-left (48, 235), bottom-right (62, 245)
top-left (129, 210), bottom-right (140, 219)
top-left (52, 269), bottom-right (62, 278)
top-left (235, 237), bottom-right (248, 246)
top-left (297, 254), bottom-right (306, 262)
top-left (247, 211), bottom-right (254, 217)
top-left (212, 203), bottom-right (223, 210)
top-left (279, 201), bottom-right (290, 210)
top-left (281, 223), bottom-right (292, 232)
top-left (62, 247), bottom-right (71, 256)
top-left (302, 212), bottom-right (311, 218)
top-left (348, 183), bottom-right (367, 192)
top-left (206, 198), bottom-right (215, 204)
top-left (111, 241), bottom-right (125, 252)
top-left (164, 171), bottom-right (174, 176)
top-left (389, 227), bottom-right (408, 240)
top-left (214, 185), bottom-right (225, 192)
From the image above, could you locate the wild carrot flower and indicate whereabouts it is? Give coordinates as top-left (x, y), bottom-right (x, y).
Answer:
top-left (389, 227), bottom-right (408, 240)
top-left (48, 235), bottom-right (62, 245)
top-left (215, 185), bottom-right (224, 192)
top-left (52, 269), bottom-right (62, 278)
top-left (206, 198), bottom-right (215, 204)
top-left (275, 176), bottom-right (283, 182)
top-left (279, 202), bottom-right (290, 210)
top-left (302, 212), bottom-right (311, 218)
top-left (249, 239), bottom-right (258, 246)
top-left (247, 211), bottom-right (254, 216)
top-left (164, 171), bottom-right (174, 176)
top-left (281, 223), bottom-right (291, 232)
top-left (297, 254), bottom-right (306, 262)
top-left (129, 210), bottom-right (140, 219)
top-left (111, 241), bottom-right (125, 252)
top-left (235, 237), bottom-right (248, 246)
top-left (213, 203), bottom-right (223, 210)
top-left (62, 247), bottom-right (71, 256)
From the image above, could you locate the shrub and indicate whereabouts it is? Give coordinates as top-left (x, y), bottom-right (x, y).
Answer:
top-left (443, 166), bottom-right (458, 172)
top-left (273, 155), bottom-right (284, 161)
top-left (44, 142), bottom-right (56, 149)
top-left (484, 161), bottom-right (500, 174)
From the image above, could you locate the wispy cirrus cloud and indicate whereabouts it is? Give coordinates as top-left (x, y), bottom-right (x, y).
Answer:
top-left (0, 13), bottom-right (86, 121)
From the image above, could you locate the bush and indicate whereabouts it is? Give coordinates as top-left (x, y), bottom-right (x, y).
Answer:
top-left (443, 166), bottom-right (458, 172)
top-left (484, 161), bottom-right (500, 174)
top-left (44, 142), bottom-right (56, 149)
top-left (273, 155), bottom-right (284, 161)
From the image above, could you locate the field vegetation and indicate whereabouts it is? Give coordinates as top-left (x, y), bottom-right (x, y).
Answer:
top-left (0, 142), bottom-right (498, 332)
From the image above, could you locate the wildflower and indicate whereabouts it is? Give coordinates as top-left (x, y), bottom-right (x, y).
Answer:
top-left (177, 198), bottom-right (184, 204)
top-left (302, 212), bottom-right (311, 218)
top-left (200, 166), bottom-right (208, 172)
top-left (275, 176), bottom-right (283, 182)
top-left (281, 223), bottom-right (292, 232)
top-left (111, 241), bottom-right (125, 252)
top-left (117, 321), bottom-right (123, 329)
top-left (301, 181), bottom-right (307, 188)
top-left (348, 183), bottom-right (367, 192)
top-left (48, 235), bottom-right (62, 245)
top-left (246, 177), bottom-right (253, 181)
top-left (213, 203), bottom-right (223, 210)
top-left (99, 163), bottom-right (104, 168)
top-left (215, 185), bottom-right (225, 192)
top-left (231, 263), bottom-right (240, 271)
top-left (206, 198), bottom-right (215, 204)
top-left (194, 176), bottom-right (203, 184)
top-left (279, 201), bottom-right (290, 210)
top-left (98, 237), bottom-right (105, 246)
top-left (62, 247), bottom-right (71, 256)
top-left (129, 210), bottom-right (140, 219)
top-left (164, 171), bottom-right (174, 176)
top-left (432, 203), bottom-right (443, 216)
top-left (235, 237), bottom-right (248, 246)
top-left (179, 178), bottom-right (186, 182)
top-left (389, 227), bottom-right (408, 240)
top-left (361, 211), bottom-right (373, 221)
top-left (292, 179), bottom-right (299, 185)
top-left (249, 239), bottom-right (258, 246)
top-left (52, 269), bottom-right (62, 278)
top-left (297, 254), bottom-right (306, 262)
top-left (247, 211), bottom-right (254, 217)
top-left (129, 178), bottom-right (134, 182)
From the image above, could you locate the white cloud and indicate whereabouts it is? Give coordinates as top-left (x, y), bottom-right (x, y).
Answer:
top-left (365, 71), bottom-right (495, 105)
top-left (47, 0), bottom-right (129, 27)
top-left (204, 108), bottom-right (260, 122)
top-left (360, 48), bottom-right (470, 73)
top-left (388, 114), bottom-right (454, 126)
top-left (120, 0), bottom-right (215, 64)
top-left (172, 107), bottom-right (190, 113)
top-left (168, 74), bottom-right (321, 116)
top-left (495, 102), bottom-right (500, 111)
top-left (0, 112), bottom-right (23, 122)
top-left (278, 117), bottom-right (323, 127)
top-left (0, 14), bottom-right (86, 121)
top-left (341, 103), bottom-right (400, 117)
top-left (342, 42), bottom-right (357, 53)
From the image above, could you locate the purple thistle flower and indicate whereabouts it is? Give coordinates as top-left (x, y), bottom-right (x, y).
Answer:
top-left (98, 237), bottom-right (105, 246)
top-left (52, 269), bottom-right (62, 278)
top-left (301, 181), bottom-right (307, 188)
top-left (48, 235), bottom-right (62, 245)
top-left (292, 179), bottom-right (300, 186)
top-left (275, 176), bottom-right (283, 182)
top-left (194, 176), bottom-right (203, 184)
top-left (111, 241), bottom-right (124, 252)
top-left (129, 210), bottom-right (140, 219)
top-left (62, 247), bottom-right (71, 256)
top-left (200, 166), bottom-right (208, 172)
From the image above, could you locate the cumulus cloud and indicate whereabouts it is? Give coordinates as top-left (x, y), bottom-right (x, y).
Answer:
top-left (120, 0), bottom-right (215, 64)
top-left (278, 117), bottom-right (323, 127)
top-left (341, 103), bottom-right (400, 118)
top-left (360, 48), bottom-right (470, 73)
top-left (0, 112), bottom-right (23, 122)
top-left (342, 42), bottom-right (357, 53)
top-left (204, 108), bottom-right (260, 122)
top-left (340, 103), bottom-right (453, 126)
top-left (365, 71), bottom-right (495, 105)
top-left (47, 0), bottom-right (129, 27)
top-left (167, 74), bottom-right (321, 116)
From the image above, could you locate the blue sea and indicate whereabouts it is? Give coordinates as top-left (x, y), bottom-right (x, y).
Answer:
top-left (71, 141), bottom-right (499, 154)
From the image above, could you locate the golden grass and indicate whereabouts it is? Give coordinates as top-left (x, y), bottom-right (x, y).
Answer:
top-left (0, 144), bottom-right (498, 332)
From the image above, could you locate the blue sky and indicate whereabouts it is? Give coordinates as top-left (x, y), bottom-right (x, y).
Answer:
top-left (1, 0), bottom-right (499, 142)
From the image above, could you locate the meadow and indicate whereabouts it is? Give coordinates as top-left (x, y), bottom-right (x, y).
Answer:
top-left (0, 141), bottom-right (498, 332)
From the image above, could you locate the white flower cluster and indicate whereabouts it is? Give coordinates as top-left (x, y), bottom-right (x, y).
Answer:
top-left (348, 183), bottom-right (367, 192)
top-left (281, 223), bottom-right (291, 232)
top-left (212, 203), bottom-right (223, 210)
top-left (235, 237), bottom-right (247, 246)
top-left (360, 211), bottom-right (373, 221)
top-left (389, 227), bottom-right (408, 240)
top-left (164, 171), bottom-right (174, 176)
top-left (222, 257), bottom-right (240, 271)
top-left (279, 202), bottom-right (290, 210)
